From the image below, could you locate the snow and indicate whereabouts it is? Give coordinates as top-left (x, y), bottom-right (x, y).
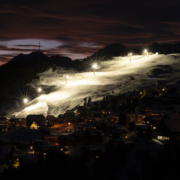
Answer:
top-left (5, 53), bottom-right (180, 118)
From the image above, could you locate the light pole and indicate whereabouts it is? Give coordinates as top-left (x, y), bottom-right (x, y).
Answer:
top-left (92, 64), bottom-right (97, 75)
top-left (66, 75), bottom-right (69, 84)
top-left (129, 53), bottom-right (132, 62)
top-left (144, 49), bottom-right (148, 56)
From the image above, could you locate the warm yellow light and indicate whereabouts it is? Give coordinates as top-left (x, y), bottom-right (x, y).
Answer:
top-left (66, 75), bottom-right (69, 78)
top-left (68, 122), bottom-right (71, 125)
top-left (144, 49), bottom-right (147, 53)
top-left (61, 148), bottom-right (63, 151)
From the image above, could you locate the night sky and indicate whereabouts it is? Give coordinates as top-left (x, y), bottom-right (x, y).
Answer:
top-left (0, 0), bottom-right (180, 65)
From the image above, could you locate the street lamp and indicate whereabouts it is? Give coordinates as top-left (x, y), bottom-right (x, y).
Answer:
top-left (37, 88), bottom-right (42, 93)
top-left (92, 63), bottom-right (97, 75)
top-left (23, 98), bottom-right (28, 104)
top-left (144, 49), bottom-right (148, 56)
top-left (128, 53), bottom-right (132, 62)
top-left (66, 75), bottom-right (69, 84)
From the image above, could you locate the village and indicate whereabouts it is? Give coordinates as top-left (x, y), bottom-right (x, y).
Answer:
top-left (0, 79), bottom-right (179, 175)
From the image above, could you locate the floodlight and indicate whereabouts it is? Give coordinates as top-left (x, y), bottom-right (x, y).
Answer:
top-left (92, 64), bottom-right (97, 69)
top-left (23, 98), bottom-right (28, 103)
top-left (38, 88), bottom-right (42, 92)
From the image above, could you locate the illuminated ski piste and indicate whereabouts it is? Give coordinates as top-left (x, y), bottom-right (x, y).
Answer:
top-left (8, 54), bottom-right (180, 118)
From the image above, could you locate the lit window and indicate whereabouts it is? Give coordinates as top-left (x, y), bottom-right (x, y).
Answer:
top-left (165, 137), bottom-right (169, 140)
top-left (44, 153), bottom-right (46, 156)
top-left (153, 127), bottom-right (156, 129)
top-left (147, 121), bottom-right (149, 124)
top-left (61, 148), bottom-right (63, 151)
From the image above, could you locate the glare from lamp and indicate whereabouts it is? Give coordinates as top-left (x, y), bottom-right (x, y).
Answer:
top-left (38, 88), bottom-right (42, 92)
top-left (23, 98), bottom-right (28, 103)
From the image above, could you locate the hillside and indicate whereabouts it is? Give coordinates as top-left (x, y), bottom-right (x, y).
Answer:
top-left (2, 53), bottom-right (180, 118)
top-left (84, 43), bottom-right (128, 61)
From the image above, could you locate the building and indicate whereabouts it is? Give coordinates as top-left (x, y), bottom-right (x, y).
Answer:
top-left (157, 114), bottom-right (180, 142)
top-left (26, 115), bottom-right (46, 127)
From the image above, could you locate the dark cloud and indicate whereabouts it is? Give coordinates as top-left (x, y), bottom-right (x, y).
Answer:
top-left (0, 0), bottom-right (180, 62)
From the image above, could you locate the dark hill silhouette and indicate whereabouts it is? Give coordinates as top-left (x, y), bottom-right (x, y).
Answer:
top-left (88, 43), bottom-right (128, 60)
top-left (3, 51), bottom-right (81, 69)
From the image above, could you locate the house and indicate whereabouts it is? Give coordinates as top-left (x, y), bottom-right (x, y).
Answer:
top-left (160, 97), bottom-right (173, 104)
top-left (44, 135), bottom-right (59, 146)
top-left (156, 80), bottom-right (167, 89)
top-left (125, 112), bottom-right (136, 125)
top-left (137, 125), bottom-right (151, 137)
top-left (106, 115), bottom-right (119, 122)
top-left (146, 108), bottom-right (164, 116)
top-left (59, 134), bottom-right (77, 150)
top-left (144, 89), bottom-right (159, 96)
top-left (76, 106), bottom-right (87, 114)
top-left (109, 127), bottom-right (128, 139)
top-left (143, 115), bottom-right (163, 128)
top-left (165, 85), bottom-right (178, 94)
top-left (80, 145), bottom-right (105, 162)
top-left (157, 114), bottom-right (180, 142)
top-left (57, 114), bottom-right (65, 124)
top-left (91, 110), bottom-right (102, 117)
top-left (9, 118), bottom-right (20, 127)
top-left (0, 125), bottom-right (7, 135)
top-left (30, 122), bottom-right (38, 129)
top-left (0, 117), bottom-right (8, 125)
top-left (74, 123), bottom-right (83, 132)
top-left (136, 113), bottom-right (144, 122)
top-left (65, 110), bottom-right (75, 120)
top-left (26, 115), bottom-right (46, 127)
top-left (102, 109), bottom-right (112, 115)
top-left (74, 130), bottom-right (104, 145)
top-left (0, 127), bottom-right (43, 145)
top-left (99, 121), bottom-right (117, 135)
